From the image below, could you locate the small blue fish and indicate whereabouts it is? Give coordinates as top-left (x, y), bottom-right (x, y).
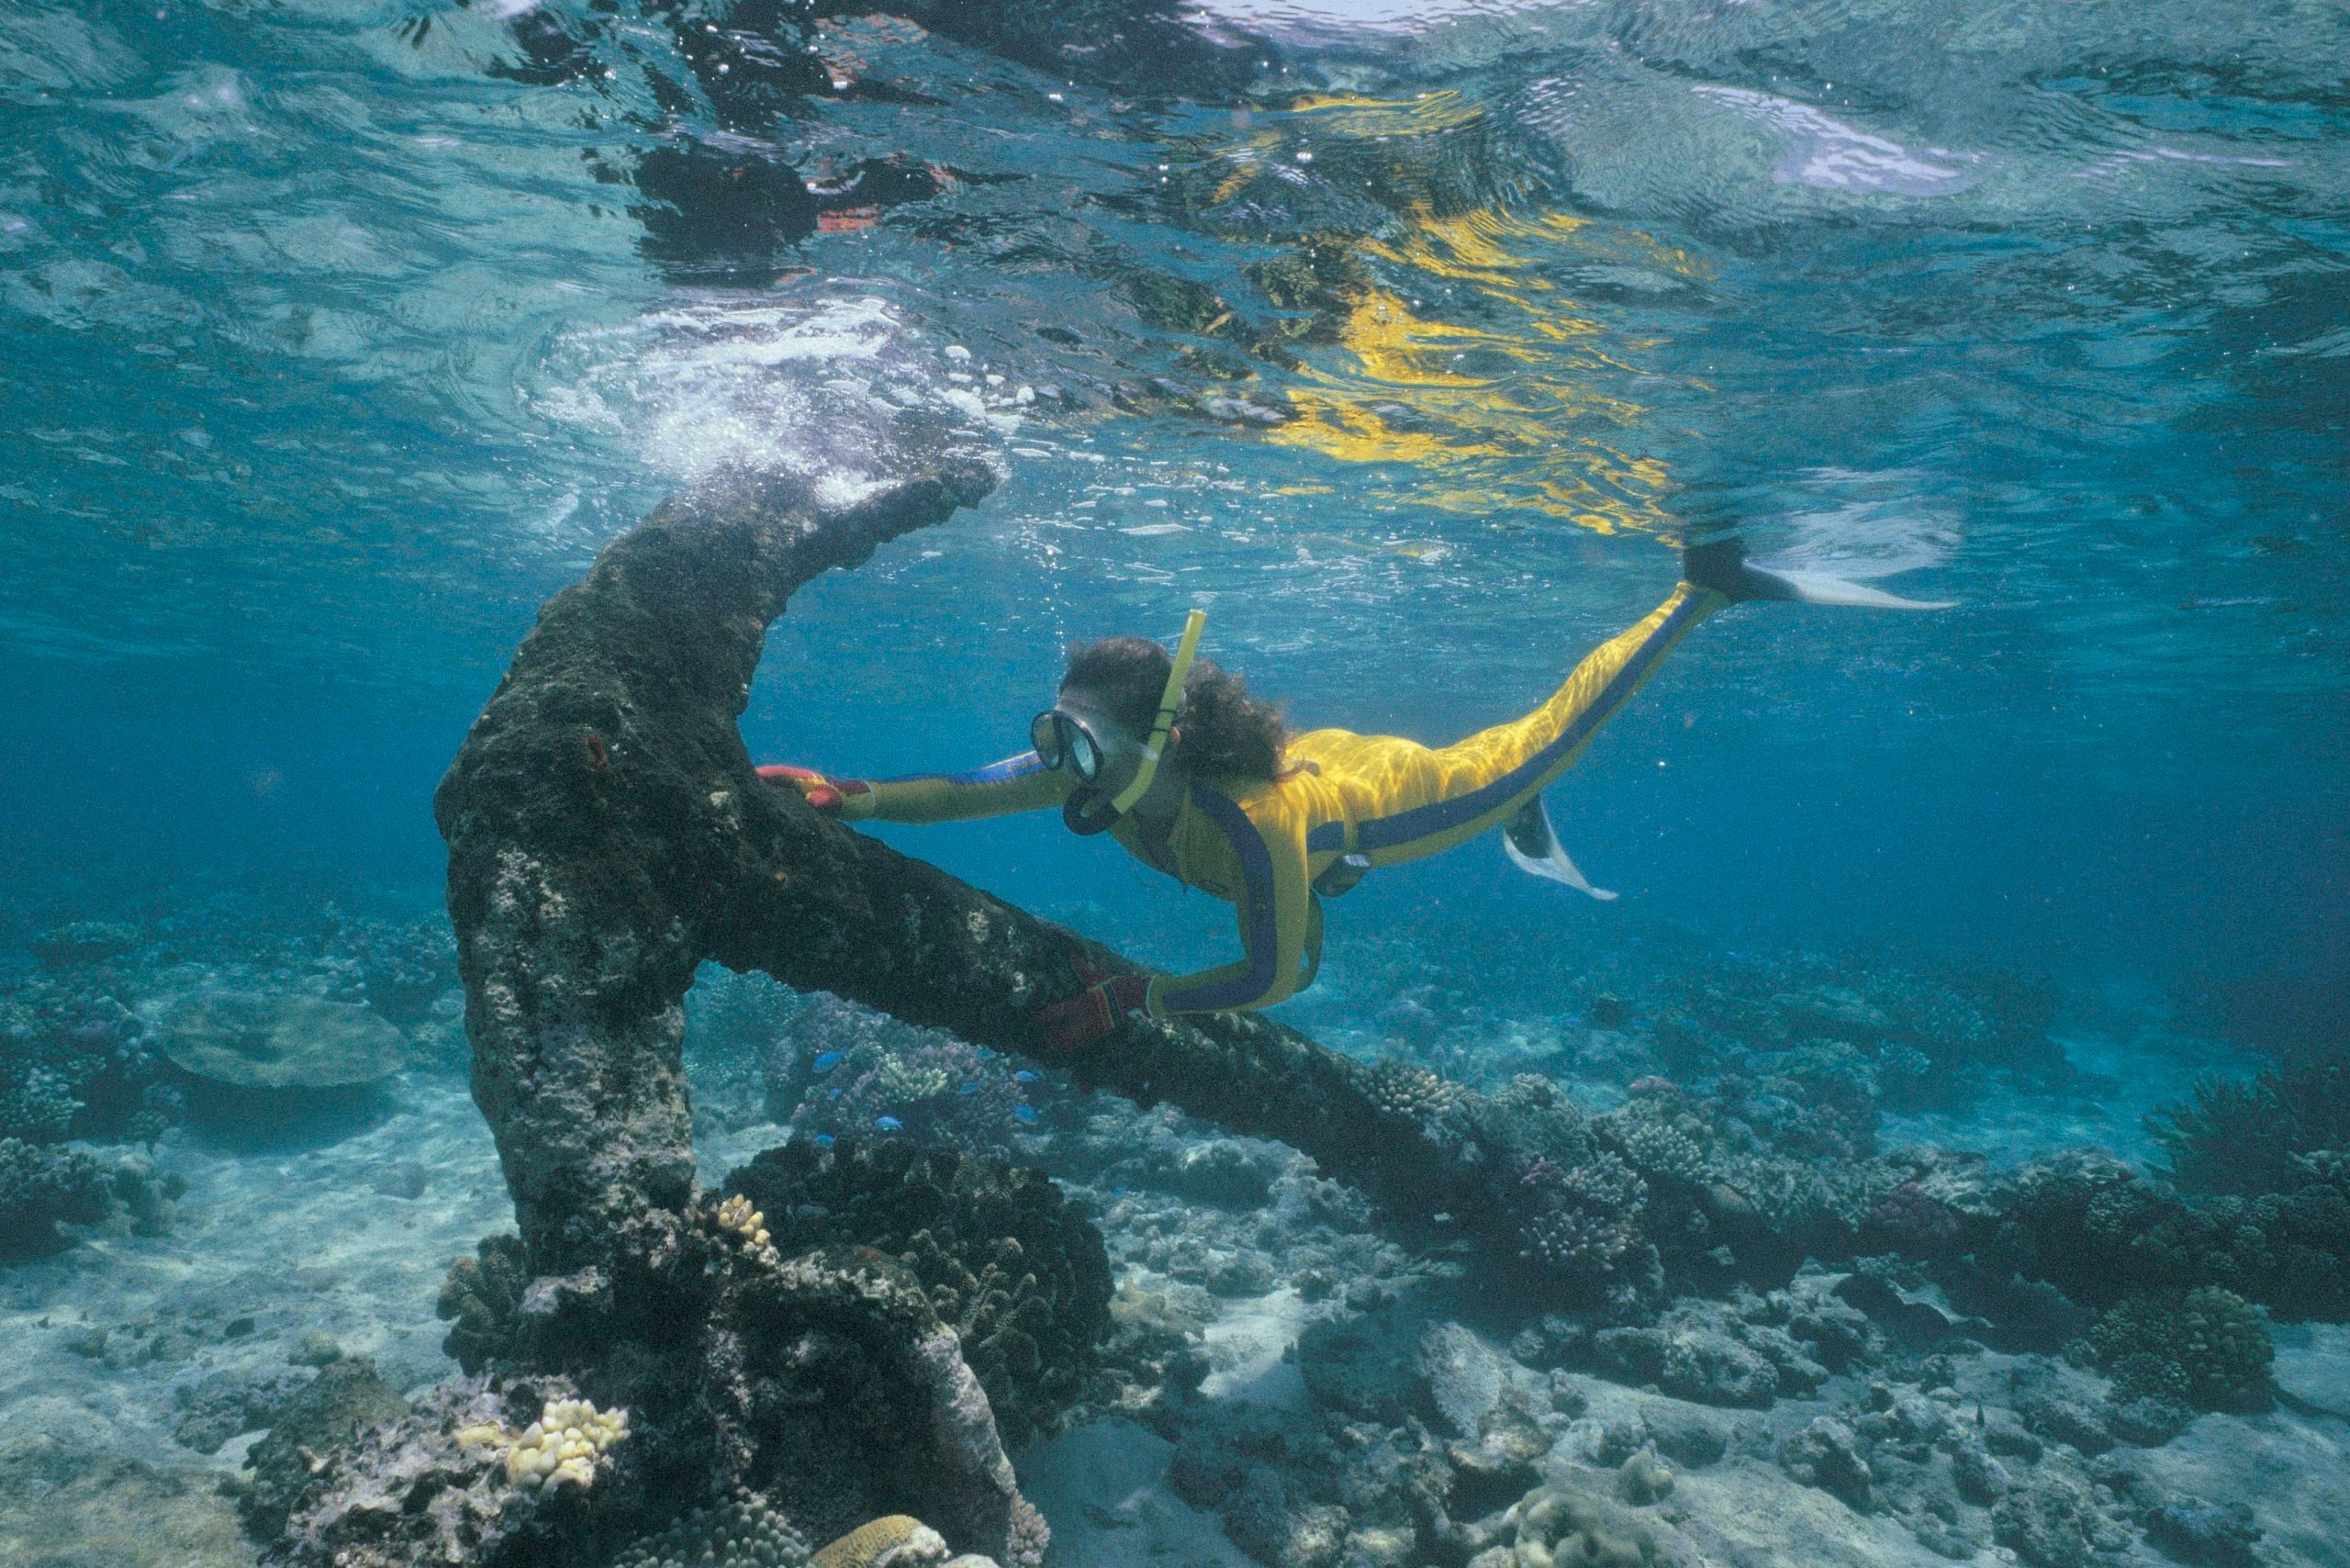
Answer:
top-left (811, 1134), bottom-right (834, 1148)
top-left (874, 1114), bottom-right (904, 1132)
top-left (826, 1088), bottom-right (842, 1100)
top-left (812, 1049), bottom-right (845, 1072)
top-left (958, 1080), bottom-right (982, 1095)
top-left (1013, 1069), bottom-right (1041, 1083)
top-left (1013, 1104), bottom-right (1039, 1126)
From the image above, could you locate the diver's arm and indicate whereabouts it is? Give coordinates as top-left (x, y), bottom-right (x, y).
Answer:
top-left (862, 752), bottom-right (1074, 823)
top-left (1148, 793), bottom-right (1314, 1016)
top-left (760, 752), bottom-right (1072, 823)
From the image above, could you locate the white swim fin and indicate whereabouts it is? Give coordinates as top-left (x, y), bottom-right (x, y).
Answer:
top-left (1684, 537), bottom-right (1955, 610)
top-left (1503, 794), bottom-right (1617, 901)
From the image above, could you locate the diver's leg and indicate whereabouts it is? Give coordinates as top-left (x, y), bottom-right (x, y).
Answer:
top-left (1348, 580), bottom-right (1726, 867)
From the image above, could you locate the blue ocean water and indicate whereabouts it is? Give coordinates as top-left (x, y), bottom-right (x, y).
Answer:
top-left (6, 0), bottom-right (2343, 997)
top-left (4, 0), bottom-right (2349, 1561)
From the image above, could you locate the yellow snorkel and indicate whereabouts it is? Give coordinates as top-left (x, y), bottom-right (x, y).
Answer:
top-left (1108, 608), bottom-right (1207, 816)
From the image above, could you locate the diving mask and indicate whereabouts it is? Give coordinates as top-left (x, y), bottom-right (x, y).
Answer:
top-left (1030, 609), bottom-right (1208, 812)
top-left (1030, 708), bottom-right (1110, 783)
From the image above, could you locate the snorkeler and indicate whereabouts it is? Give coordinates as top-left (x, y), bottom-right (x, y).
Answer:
top-left (761, 539), bottom-right (1948, 1056)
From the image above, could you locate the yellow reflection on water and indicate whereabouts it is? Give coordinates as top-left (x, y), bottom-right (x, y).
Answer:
top-left (1181, 95), bottom-right (1710, 534)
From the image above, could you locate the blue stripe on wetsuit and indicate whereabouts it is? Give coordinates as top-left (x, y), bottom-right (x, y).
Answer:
top-left (1325, 589), bottom-right (1705, 857)
top-left (1156, 784), bottom-right (1281, 1013)
top-left (876, 751), bottom-right (1050, 788)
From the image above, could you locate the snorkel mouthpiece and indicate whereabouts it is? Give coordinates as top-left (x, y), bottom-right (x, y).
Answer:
top-left (1107, 608), bottom-right (1206, 815)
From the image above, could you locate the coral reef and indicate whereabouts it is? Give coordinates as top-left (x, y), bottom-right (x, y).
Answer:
top-left (611, 1490), bottom-right (812, 1567)
top-left (0, 1136), bottom-right (176, 1258)
top-left (435, 1232), bottom-right (529, 1373)
top-left (1, 984), bottom-right (172, 1146)
top-left (454, 1395), bottom-right (631, 1490)
top-left (1, 1137), bottom-right (121, 1256)
top-left (767, 995), bottom-right (1036, 1151)
top-left (1514, 1152), bottom-right (1650, 1290)
top-left (2147, 1054), bottom-right (2350, 1196)
top-left (727, 1138), bottom-right (1112, 1446)
top-left (2070, 1287), bottom-right (2274, 1414)
top-left (1361, 1058), bottom-right (1460, 1122)
top-left (316, 905), bottom-right (458, 1026)
top-left (1972, 1148), bottom-right (2350, 1322)
top-left (1656, 950), bottom-right (2066, 1115)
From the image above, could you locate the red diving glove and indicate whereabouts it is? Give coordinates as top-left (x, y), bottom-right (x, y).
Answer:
top-left (757, 764), bottom-right (875, 821)
top-left (1034, 971), bottom-right (1154, 1057)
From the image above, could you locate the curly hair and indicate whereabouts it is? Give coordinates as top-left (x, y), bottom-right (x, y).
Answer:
top-left (1060, 635), bottom-right (1294, 785)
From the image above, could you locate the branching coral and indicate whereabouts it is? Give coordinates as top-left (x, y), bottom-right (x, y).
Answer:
top-left (1515, 1149), bottom-right (1651, 1290)
top-left (0, 1066), bottom-right (81, 1143)
top-left (1361, 1058), bottom-right (1460, 1122)
top-left (1, 983), bottom-right (162, 1145)
top-left (2147, 1057), bottom-right (2350, 1196)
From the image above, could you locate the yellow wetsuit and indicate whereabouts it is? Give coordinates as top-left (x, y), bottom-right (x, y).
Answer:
top-left (853, 581), bottom-right (1724, 1017)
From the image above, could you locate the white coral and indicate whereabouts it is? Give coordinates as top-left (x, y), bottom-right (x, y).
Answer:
top-left (457, 1396), bottom-right (630, 1490)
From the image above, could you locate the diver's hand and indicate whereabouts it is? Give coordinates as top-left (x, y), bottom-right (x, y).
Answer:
top-left (1033, 971), bottom-right (1154, 1056)
top-left (757, 764), bottom-right (875, 820)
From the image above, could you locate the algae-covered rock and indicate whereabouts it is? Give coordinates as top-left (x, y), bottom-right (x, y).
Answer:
top-left (1297, 1310), bottom-right (1419, 1424)
top-left (1417, 1321), bottom-right (1505, 1440)
top-left (29, 920), bottom-right (140, 969)
top-left (1592, 1304), bottom-right (1791, 1408)
top-left (1775, 1417), bottom-right (1873, 1511)
top-left (241, 1359), bottom-right (411, 1540)
top-left (2142, 1498), bottom-right (2260, 1567)
top-left (0, 1427), bottom-right (253, 1567)
top-left (155, 992), bottom-right (403, 1092)
top-left (1990, 1477), bottom-right (2098, 1568)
